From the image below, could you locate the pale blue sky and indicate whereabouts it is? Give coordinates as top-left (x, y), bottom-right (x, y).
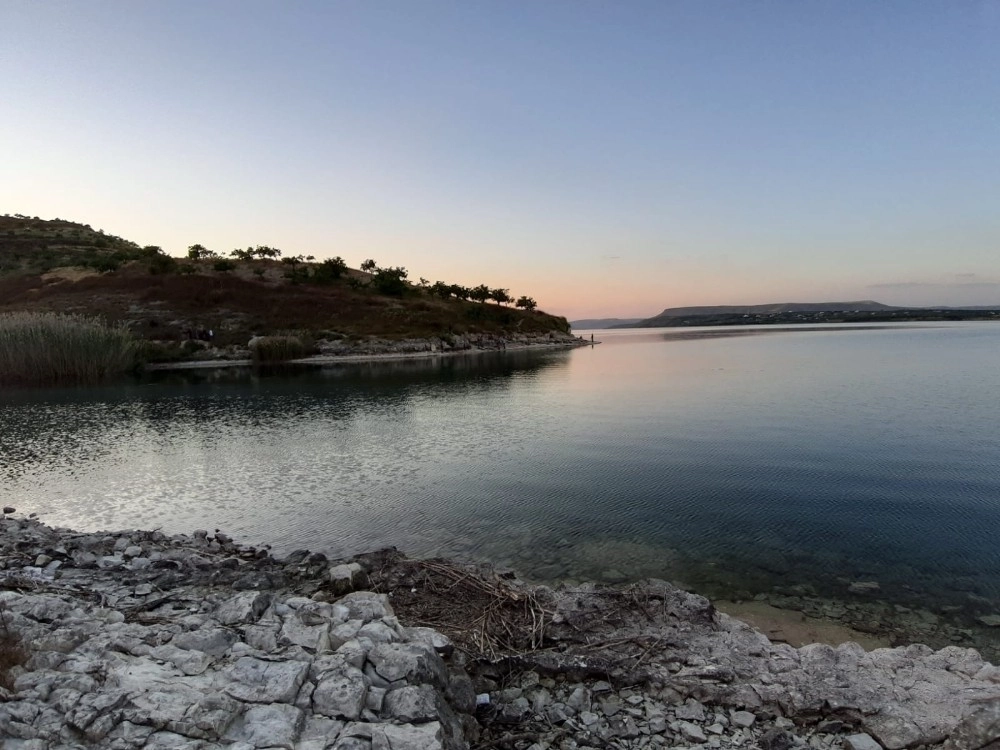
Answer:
top-left (3, 1), bottom-right (999, 318)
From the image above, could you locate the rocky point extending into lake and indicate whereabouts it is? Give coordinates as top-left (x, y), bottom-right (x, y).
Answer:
top-left (1, 514), bottom-right (999, 749)
top-left (150, 330), bottom-right (589, 370)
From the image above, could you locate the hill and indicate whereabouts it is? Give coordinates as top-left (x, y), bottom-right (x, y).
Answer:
top-left (0, 214), bottom-right (162, 275)
top-left (650, 301), bottom-right (895, 318)
top-left (618, 301), bottom-right (896, 328)
top-left (614, 299), bottom-right (999, 328)
top-left (0, 215), bottom-right (569, 357)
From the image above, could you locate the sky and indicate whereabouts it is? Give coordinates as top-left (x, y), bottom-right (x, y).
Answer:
top-left (3, 1), bottom-right (1000, 319)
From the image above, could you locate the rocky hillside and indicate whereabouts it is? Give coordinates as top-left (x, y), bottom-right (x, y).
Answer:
top-left (0, 216), bottom-right (569, 351)
top-left (0, 214), bottom-right (157, 275)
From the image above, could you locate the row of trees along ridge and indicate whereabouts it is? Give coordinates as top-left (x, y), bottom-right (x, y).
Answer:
top-left (185, 245), bottom-right (538, 311)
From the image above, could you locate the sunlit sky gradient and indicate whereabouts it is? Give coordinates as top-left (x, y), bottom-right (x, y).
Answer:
top-left (3, 1), bottom-right (1000, 319)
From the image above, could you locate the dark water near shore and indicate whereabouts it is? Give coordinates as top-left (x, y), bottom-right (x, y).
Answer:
top-left (3, 322), bottom-right (1000, 651)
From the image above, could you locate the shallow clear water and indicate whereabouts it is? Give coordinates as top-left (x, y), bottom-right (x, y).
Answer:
top-left (3, 322), bottom-right (1000, 629)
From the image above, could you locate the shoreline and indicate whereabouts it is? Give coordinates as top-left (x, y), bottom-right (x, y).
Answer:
top-left (2, 516), bottom-right (999, 748)
top-left (144, 333), bottom-right (597, 372)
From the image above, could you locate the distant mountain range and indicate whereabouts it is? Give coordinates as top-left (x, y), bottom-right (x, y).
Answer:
top-left (570, 301), bottom-right (1000, 330)
top-left (651, 300), bottom-right (894, 317)
top-left (631, 300), bottom-right (898, 327)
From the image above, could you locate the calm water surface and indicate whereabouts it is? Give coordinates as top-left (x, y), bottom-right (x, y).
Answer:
top-left (3, 322), bottom-right (1000, 625)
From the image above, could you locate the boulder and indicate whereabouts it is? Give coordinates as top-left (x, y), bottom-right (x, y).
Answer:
top-left (224, 657), bottom-right (310, 704)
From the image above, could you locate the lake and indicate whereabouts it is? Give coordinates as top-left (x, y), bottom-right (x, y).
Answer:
top-left (3, 322), bottom-right (1000, 652)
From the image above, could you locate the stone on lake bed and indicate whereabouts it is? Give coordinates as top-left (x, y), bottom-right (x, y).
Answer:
top-left (849, 581), bottom-right (881, 594)
top-left (977, 614), bottom-right (1000, 627)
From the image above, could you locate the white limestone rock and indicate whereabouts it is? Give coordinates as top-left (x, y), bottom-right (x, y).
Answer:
top-left (171, 627), bottom-right (237, 658)
top-left (383, 685), bottom-right (440, 723)
top-left (337, 591), bottom-right (392, 620)
top-left (366, 643), bottom-right (449, 690)
top-left (312, 666), bottom-right (368, 720)
top-left (224, 702), bottom-right (305, 749)
top-left (224, 656), bottom-right (309, 704)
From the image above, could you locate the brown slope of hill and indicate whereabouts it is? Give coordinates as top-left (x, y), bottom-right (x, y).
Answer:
top-left (0, 216), bottom-right (567, 348)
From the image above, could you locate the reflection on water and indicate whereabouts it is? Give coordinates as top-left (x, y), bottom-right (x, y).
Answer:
top-left (3, 323), bottom-right (1000, 656)
top-left (650, 324), bottom-right (930, 342)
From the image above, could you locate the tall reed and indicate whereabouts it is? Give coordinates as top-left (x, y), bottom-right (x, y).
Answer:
top-left (248, 335), bottom-right (307, 363)
top-left (0, 312), bottom-right (138, 386)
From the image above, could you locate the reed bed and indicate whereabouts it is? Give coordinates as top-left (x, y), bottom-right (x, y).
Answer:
top-left (249, 335), bottom-right (307, 363)
top-left (0, 312), bottom-right (138, 386)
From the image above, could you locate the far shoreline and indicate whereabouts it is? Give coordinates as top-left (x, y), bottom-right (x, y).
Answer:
top-left (144, 335), bottom-right (598, 371)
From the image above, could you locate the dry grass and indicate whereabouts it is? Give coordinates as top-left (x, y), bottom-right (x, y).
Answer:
top-left (249, 335), bottom-right (309, 363)
top-left (0, 311), bottom-right (138, 386)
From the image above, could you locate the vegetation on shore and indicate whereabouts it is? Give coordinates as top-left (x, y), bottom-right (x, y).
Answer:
top-left (248, 335), bottom-right (308, 363)
top-left (0, 311), bottom-right (138, 386)
top-left (0, 215), bottom-right (570, 366)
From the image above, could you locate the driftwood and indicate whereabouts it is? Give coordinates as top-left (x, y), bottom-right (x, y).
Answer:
top-left (367, 553), bottom-right (554, 661)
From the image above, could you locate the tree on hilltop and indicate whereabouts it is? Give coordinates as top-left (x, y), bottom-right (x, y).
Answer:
top-left (490, 287), bottom-right (511, 306)
top-left (516, 295), bottom-right (537, 311)
top-left (360, 258), bottom-right (377, 274)
top-left (254, 245), bottom-right (282, 260)
top-left (430, 281), bottom-right (452, 299)
top-left (312, 256), bottom-right (348, 283)
top-left (371, 265), bottom-right (408, 296)
top-left (187, 244), bottom-right (220, 260)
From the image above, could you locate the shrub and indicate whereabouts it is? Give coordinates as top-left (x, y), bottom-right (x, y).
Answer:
top-left (371, 266), bottom-right (408, 296)
top-left (213, 259), bottom-right (236, 272)
top-left (312, 256), bottom-right (348, 284)
top-left (0, 312), bottom-right (138, 386)
top-left (248, 335), bottom-right (307, 363)
top-left (148, 254), bottom-right (178, 275)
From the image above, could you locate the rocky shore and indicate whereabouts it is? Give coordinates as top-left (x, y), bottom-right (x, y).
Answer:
top-left (1, 516), bottom-right (999, 749)
top-left (147, 331), bottom-right (590, 370)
